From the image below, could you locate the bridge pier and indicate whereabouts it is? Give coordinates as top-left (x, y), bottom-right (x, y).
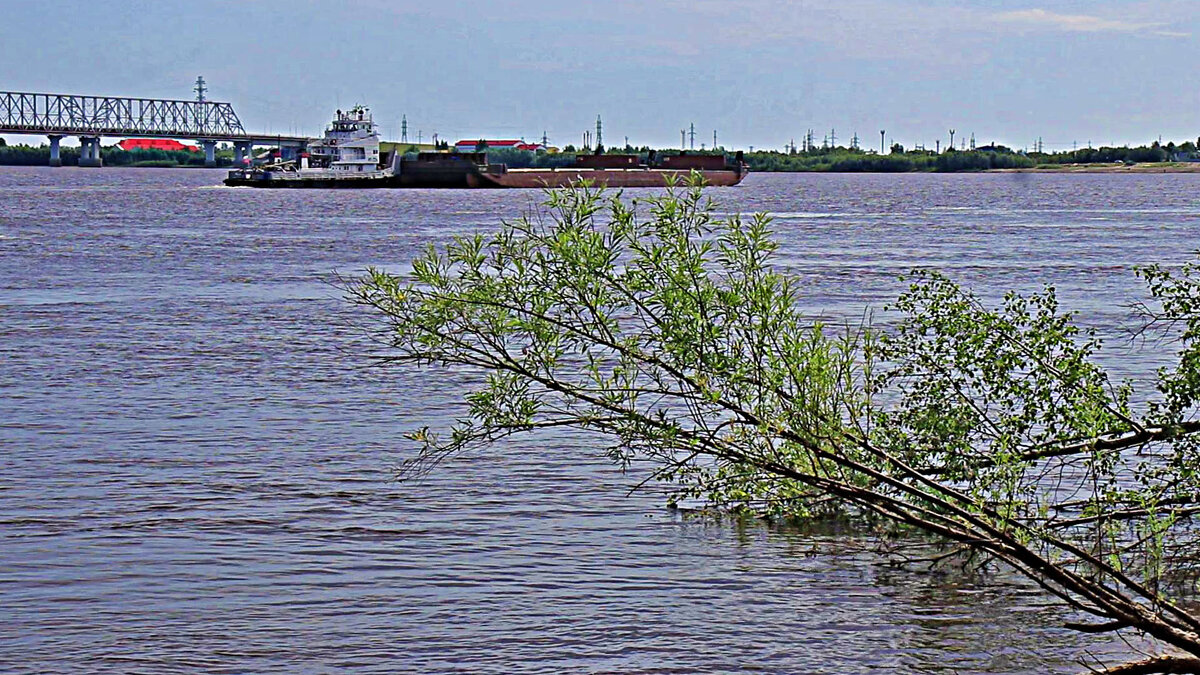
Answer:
top-left (202, 140), bottom-right (217, 168)
top-left (78, 136), bottom-right (102, 167)
top-left (48, 135), bottom-right (62, 167)
top-left (234, 141), bottom-right (252, 166)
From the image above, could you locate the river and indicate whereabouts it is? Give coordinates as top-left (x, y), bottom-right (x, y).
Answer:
top-left (3, 168), bottom-right (1198, 673)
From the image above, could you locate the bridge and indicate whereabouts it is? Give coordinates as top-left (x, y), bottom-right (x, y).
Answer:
top-left (0, 90), bottom-right (309, 167)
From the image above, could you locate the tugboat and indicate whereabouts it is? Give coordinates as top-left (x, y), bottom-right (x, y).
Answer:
top-left (225, 106), bottom-right (748, 189)
top-left (224, 105), bottom-right (401, 188)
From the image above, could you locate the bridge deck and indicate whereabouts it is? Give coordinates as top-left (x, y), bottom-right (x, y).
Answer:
top-left (0, 91), bottom-right (307, 143)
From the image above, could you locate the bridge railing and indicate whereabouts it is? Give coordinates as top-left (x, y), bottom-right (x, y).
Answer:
top-left (0, 92), bottom-right (248, 139)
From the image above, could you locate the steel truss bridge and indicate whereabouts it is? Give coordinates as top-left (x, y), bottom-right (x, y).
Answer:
top-left (0, 90), bottom-right (308, 166)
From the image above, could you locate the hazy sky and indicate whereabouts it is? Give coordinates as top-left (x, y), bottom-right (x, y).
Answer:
top-left (3, 0), bottom-right (1199, 151)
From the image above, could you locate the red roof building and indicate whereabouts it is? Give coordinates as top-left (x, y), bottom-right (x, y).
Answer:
top-left (118, 139), bottom-right (201, 152)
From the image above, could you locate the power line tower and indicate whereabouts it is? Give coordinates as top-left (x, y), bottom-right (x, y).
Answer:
top-left (829, 128), bottom-right (837, 148)
top-left (542, 131), bottom-right (549, 147)
top-left (970, 133), bottom-right (976, 151)
top-left (401, 115), bottom-right (408, 143)
top-left (713, 129), bottom-right (717, 149)
top-left (689, 123), bottom-right (696, 150)
top-left (851, 131), bottom-right (860, 150)
top-left (194, 76), bottom-right (209, 134)
top-left (596, 115), bottom-right (603, 149)
top-left (805, 129), bottom-right (814, 152)
top-left (681, 129), bottom-right (686, 149)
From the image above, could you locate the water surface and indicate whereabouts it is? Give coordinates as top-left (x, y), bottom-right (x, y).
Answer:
top-left (3, 168), bottom-right (1198, 673)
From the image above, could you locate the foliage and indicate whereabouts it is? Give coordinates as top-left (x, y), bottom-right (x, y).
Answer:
top-left (483, 147), bottom-right (577, 169)
top-left (351, 182), bottom-right (1200, 673)
top-left (743, 148), bottom-right (1036, 173)
top-left (0, 143), bottom-right (224, 167)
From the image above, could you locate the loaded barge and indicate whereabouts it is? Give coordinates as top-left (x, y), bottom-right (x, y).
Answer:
top-left (225, 108), bottom-right (748, 189)
top-left (468, 151), bottom-right (748, 188)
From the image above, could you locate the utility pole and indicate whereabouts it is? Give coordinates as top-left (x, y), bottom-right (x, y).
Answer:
top-left (881, 130), bottom-right (886, 154)
top-left (948, 129), bottom-right (955, 152)
top-left (418, 130), bottom-right (423, 145)
top-left (681, 129), bottom-right (686, 149)
top-left (713, 129), bottom-right (717, 149)
top-left (401, 115), bottom-right (408, 143)
top-left (936, 140), bottom-right (940, 154)
top-left (689, 123), bottom-right (696, 150)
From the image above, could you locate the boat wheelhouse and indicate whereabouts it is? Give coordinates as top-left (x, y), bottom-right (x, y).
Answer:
top-left (304, 105), bottom-right (383, 174)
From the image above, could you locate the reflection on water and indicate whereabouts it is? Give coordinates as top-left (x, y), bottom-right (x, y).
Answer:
top-left (3, 167), bottom-right (1198, 673)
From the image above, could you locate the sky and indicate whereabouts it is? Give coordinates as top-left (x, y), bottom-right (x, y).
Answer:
top-left (2, 0), bottom-right (1199, 151)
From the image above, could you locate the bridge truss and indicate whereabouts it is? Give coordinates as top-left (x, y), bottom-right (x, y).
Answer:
top-left (0, 91), bottom-right (249, 139)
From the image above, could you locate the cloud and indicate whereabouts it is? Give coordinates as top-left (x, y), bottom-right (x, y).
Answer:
top-left (992, 8), bottom-right (1175, 34)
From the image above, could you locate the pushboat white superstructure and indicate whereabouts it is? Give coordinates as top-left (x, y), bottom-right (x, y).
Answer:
top-left (304, 105), bottom-right (385, 176)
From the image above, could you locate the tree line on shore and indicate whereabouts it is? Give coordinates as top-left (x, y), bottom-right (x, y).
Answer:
top-left (4, 137), bottom-right (1196, 172)
top-left (0, 143), bottom-right (232, 167)
top-left (451, 139), bottom-right (1200, 173)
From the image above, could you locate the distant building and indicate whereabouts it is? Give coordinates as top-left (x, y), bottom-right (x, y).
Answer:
top-left (454, 139), bottom-right (545, 152)
top-left (117, 139), bottom-right (200, 152)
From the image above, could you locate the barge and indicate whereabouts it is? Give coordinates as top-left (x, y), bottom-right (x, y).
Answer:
top-left (226, 107), bottom-right (748, 189)
top-left (469, 152), bottom-right (748, 188)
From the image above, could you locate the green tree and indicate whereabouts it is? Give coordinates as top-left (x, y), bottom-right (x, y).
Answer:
top-left (350, 181), bottom-right (1200, 673)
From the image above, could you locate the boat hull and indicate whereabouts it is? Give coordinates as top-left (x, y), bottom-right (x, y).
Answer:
top-left (223, 162), bottom-right (749, 189)
top-left (224, 175), bottom-right (404, 188)
top-left (473, 167), bottom-right (748, 189)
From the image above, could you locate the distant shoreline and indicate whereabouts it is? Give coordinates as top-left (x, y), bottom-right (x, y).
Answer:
top-left (989, 162), bottom-right (1200, 173)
